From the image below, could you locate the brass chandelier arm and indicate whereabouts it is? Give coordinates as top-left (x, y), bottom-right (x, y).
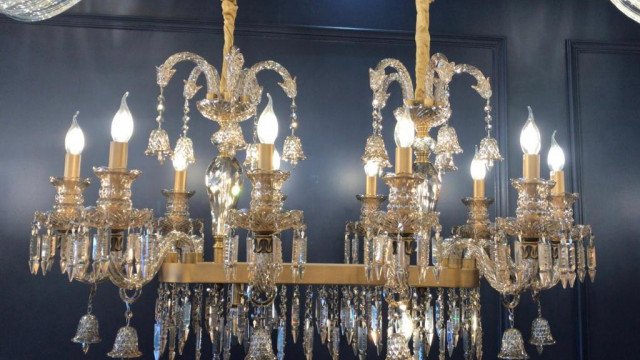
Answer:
top-left (159, 261), bottom-right (479, 288)
top-left (414, 0), bottom-right (431, 102)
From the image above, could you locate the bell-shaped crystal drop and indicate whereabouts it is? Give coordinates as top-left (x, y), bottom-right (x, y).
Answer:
top-left (245, 328), bottom-right (277, 360)
top-left (529, 317), bottom-right (556, 355)
top-left (497, 328), bottom-right (529, 360)
top-left (107, 325), bottom-right (143, 358)
top-left (72, 313), bottom-right (101, 353)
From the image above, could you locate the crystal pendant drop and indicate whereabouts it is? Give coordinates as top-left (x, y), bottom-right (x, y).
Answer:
top-left (206, 155), bottom-right (243, 237)
top-left (529, 317), bottom-right (556, 354)
top-left (71, 313), bottom-right (101, 353)
top-left (107, 326), bottom-right (143, 358)
top-left (497, 328), bottom-right (529, 360)
top-left (414, 160), bottom-right (441, 214)
top-left (245, 328), bottom-right (277, 360)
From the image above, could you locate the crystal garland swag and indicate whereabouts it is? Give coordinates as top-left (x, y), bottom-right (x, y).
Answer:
top-left (27, 0), bottom-right (597, 360)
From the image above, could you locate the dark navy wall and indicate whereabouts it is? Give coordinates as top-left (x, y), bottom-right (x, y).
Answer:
top-left (0, 1), bottom-right (639, 359)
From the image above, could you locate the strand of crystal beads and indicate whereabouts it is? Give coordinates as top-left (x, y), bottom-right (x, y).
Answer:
top-left (303, 286), bottom-right (314, 360)
top-left (292, 227), bottom-right (307, 280)
top-left (223, 233), bottom-right (239, 280)
top-left (276, 285), bottom-right (287, 360)
top-left (418, 231), bottom-right (430, 282)
top-left (432, 225), bottom-right (443, 280)
top-left (351, 232), bottom-right (360, 264)
top-left (364, 234), bottom-right (373, 280)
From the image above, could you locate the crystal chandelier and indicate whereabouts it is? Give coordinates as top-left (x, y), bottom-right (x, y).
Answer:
top-left (0, 0), bottom-right (82, 21)
top-left (611, 0), bottom-right (640, 23)
top-left (26, 0), bottom-right (597, 359)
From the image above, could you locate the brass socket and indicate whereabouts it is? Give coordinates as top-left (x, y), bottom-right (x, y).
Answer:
top-left (523, 154), bottom-right (540, 179)
top-left (63, 153), bottom-right (81, 179)
top-left (165, 252), bottom-right (179, 263)
top-left (395, 147), bottom-right (413, 174)
top-left (550, 170), bottom-right (565, 195)
top-left (473, 179), bottom-right (485, 198)
top-left (213, 235), bottom-right (225, 263)
top-left (108, 141), bottom-right (128, 170)
top-left (258, 143), bottom-right (274, 171)
top-left (174, 170), bottom-right (187, 192)
top-left (365, 176), bottom-right (377, 196)
top-left (182, 252), bottom-right (202, 264)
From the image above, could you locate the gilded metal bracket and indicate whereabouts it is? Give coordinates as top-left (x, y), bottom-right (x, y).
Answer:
top-left (159, 261), bottom-right (479, 288)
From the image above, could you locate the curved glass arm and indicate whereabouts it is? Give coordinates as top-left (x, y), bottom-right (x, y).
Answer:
top-left (370, 58), bottom-right (414, 105)
top-left (156, 52), bottom-right (220, 97)
top-left (242, 60), bottom-right (297, 107)
top-left (442, 237), bottom-right (536, 295)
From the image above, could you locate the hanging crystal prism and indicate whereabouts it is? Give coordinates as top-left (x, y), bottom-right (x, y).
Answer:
top-left (192, 285), bottom-right (204, 360)
top-left (587, 235), bottom-right (597, 282)
top-left (291, 285), bottom-right (301, 343)
top-left (303, 286), bottom-right (314, 360)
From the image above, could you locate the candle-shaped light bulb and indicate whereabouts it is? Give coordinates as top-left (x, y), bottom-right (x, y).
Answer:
top-left (520, 106), bottom-right (541, 155)
top-left (364, 160), bottom-right (379, 177)
top-left (470, 155), bottom-right (487, 181)
top-left (547, 131), bottom-right (565, 171)
top-left (64, 111), bottom-right (84, 155)
top-left (111, 92), bottom-right (134, 143)
top-left (393, 108), bottom-right (415, 148)
top-left (272, 148), bottom-right (281, 170)
top-left (471, 147), bottom-right (486, 198)
top-left (172, 151), bottom-right (188, 172)
top-left (257, 93), bottom-right (278, 144)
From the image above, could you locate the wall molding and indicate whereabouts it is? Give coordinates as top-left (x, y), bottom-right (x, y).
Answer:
top-left (566, 39), bottom-right (640, 360)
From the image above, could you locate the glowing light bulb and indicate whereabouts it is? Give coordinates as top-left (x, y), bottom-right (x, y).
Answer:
top-left (231, 183), bottom-right (241, 197)
top-left (172, 151), bottom-right (188, 171)
top-left (470, 155), bottom-right (487, 180)
top-left (400, 308), bottom-right (414, 339)
top-left (272, 148), bottom-right (281, 170)
top-left (520, 106), bottom-right (541, 155)
top-left (257, 93), bottom-right (278, 144)
top-left (547, 131), bottom-right (565, 171)
top-left (364, 160), bottom-right (379, 177)
top-left (64, 111), bottom-right (85, 155)
top-left (111, 92), bottom-right (134, 142)
top-left (394, 108), bottom-right (415, 148)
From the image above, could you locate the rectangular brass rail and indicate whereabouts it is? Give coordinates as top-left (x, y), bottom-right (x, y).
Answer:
top-left (159, 260), bottom-right (479, 288)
